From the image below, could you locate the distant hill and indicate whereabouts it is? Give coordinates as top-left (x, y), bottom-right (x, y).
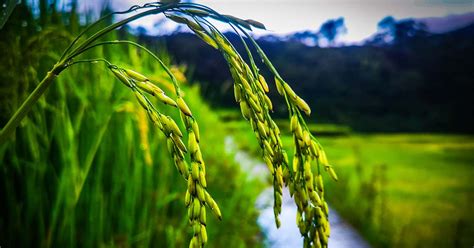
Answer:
top-left (138, 23), bottom-right (474, 133)
top-left (419, 12), bottom-right (474, 34)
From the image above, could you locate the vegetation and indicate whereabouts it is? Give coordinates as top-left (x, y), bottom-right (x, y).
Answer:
top-left (2, 1), bottom-right (472, 248)
top-left (219, 109), bottom-right (474, 248)
top-left (1, 1), bottom-right (338, 248)
top-left (0, 21), bottom-right (263, 248)
top-left (320, 134), bottom-right (474, 247)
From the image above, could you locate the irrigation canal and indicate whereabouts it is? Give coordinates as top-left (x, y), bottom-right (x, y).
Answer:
top-left (225, 136), bottom-right (371, 248)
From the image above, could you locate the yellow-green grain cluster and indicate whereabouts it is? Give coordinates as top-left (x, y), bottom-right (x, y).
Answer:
top-left (33, 2), bottom-right (339, 247)
top-left (109, 65), bottom-right (221, 247)
top-left (284, 79), bottom-right (337, 247)
top-left (163, 6), bottom-right (338, 247)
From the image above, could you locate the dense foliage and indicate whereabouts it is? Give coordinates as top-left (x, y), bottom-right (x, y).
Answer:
top-left (0, 2), bottom-right (263, 247)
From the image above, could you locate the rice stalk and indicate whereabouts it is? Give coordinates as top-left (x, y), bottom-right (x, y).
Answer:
top-left (0, 2), bottom-right (337, 247)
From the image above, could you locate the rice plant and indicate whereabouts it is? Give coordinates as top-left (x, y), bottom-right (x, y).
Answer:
top-left (0, 1), bottom-right (338, 247)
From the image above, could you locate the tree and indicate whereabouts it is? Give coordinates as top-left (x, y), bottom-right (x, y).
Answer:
top-left (318, 17), bottom-right (347, 45)
top-left (374, 16), bottom-right (428, 44)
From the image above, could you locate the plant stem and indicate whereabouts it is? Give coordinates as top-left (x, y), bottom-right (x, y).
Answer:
top-left (0, 5), bottom-right (175, 145)
top-left (67, 5), bottom-right (173, 59)
top-left (0, 62), bottom-right (66, 144)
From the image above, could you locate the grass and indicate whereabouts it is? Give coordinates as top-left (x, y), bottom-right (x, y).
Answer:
top-left (0, 40), bottom-right (264, 247)
top-left (317, 134), bottom-right (474, 248)
top-left (2, 4), bottom-right (335, 246)
top-left (3, 3), bottom-right (471, 246)
top-left (2, 2), bottom-right (349, 246)
top-left (217, 108), bottom-right (473, 247)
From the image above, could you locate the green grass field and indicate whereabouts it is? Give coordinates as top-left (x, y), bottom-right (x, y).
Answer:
top-left (220, 112), bottom-right (474, 247)
top-left (318, 134), bottom-right (474, 248)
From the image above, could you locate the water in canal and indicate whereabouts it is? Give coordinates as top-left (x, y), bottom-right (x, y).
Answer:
top-left (225, 136), bottom-right (371, 248)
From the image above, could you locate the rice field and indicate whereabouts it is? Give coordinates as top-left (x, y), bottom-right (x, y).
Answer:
top-left (221, 114), bottom-right (474, 247)
top-left (309, 134), bottom-right (474, 247)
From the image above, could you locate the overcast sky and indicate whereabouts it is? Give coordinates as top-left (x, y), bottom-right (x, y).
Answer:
top-left (80, 0), bottom-right (474, 43)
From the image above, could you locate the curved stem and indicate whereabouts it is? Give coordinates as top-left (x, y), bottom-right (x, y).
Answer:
top-left (65, 5), bottom-right (175, 61)
top-left (59, 12), bottom-right (114, 61)
top-left (74, 40), bottom-right (182, 97)
top-left (0, 5), bottom-right (179, 144)
top-left (60, 3), bottom-right (163, 61)
top-left (68, 58), bottom-right (113, 67)
top-left (0, 2), bottom-right (250, 144)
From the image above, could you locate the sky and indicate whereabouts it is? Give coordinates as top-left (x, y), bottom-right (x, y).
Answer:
top-left (80, 0), bottom-right (474, 44)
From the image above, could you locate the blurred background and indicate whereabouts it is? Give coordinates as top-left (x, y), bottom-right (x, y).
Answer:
top-left (0, 0), bottom-right (473, 247)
